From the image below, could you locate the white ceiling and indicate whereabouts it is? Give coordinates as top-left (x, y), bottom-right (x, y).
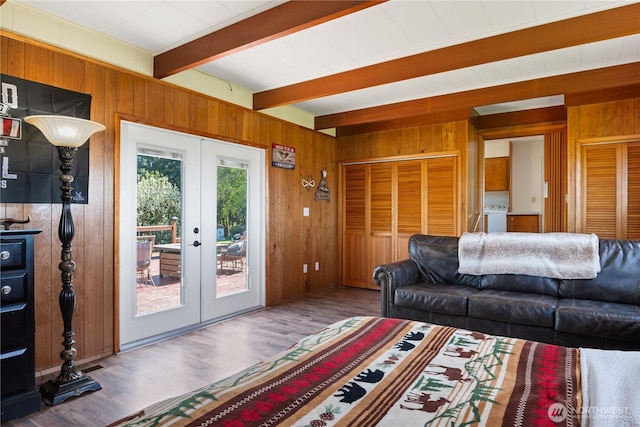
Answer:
top-left (18, 0), bottom-right (640, 120)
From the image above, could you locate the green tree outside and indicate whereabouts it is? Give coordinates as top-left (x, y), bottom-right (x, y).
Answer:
top-left (136, 154), bottom-right (247, 242)
top-left (217, 166), bottom-right (247, 239)
top-left (137, 157), bottom-right (181, 244)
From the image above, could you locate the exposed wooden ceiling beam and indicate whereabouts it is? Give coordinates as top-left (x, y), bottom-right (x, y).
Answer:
top-left (565, 84), bottom-right (640, 107)
top-left (154, 1), bottom-right (385, 79)
top-left (470, 106), bottom-right (567, 131)
top-left (316, 63), bottom-right (640, 130)
top-left (255, 3), bottom-right (640, 110)
top-left (337, 84), bottom-right (640, 136)
top-left (336, 109), bottom-right (470, 137)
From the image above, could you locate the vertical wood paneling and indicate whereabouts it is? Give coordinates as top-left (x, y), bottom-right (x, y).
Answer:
top-left (627, 143), bottom-right (640, 239)
top-left (84, 61), bottom-right (107, 357)
top-left (544, 130), bottom-right (566, 232)
top-left (567, 107), bottom-right (581, 232)
top-left (25, 44), bottom-right (53, 83)
top-left (174, 89), bottom-right (191, 129)
top-left (369, 162), bottom-right (393, 288)
top-left (343, 234), bottom-right (366, 286)
top-left (344, 165), bottom-right (366, 232)
top-left (0, 37), bottom-right (7, 73)
top-left (103, 67), bottom-right (117, 353)
top-left (603, 101), bottom-right (623, 136)
top-left (5, 38), bottom-right (25, 77)
top-left (145, 80), bottom-right (165, 122)
top-left (426, 157), bottom-right (457, 236)
top-left (634, 99), bottom-right (640, 133)
top-left (397, 161), bottom-right (422, 234)
top-left (622, 99), bottom-right (636, 136)
top-left (71, 203), bottom-right (86, 357)
top-left (308, 131), bottom-right (336, 290)
top-left (132, 76), bottom-right (146, 118)
top-left (116, 73), bottom-right (134, 115)
top-left (369, 163), bottom-right (392, 233)
top-left (211, 101), bottom-right (228, 135)
top-left (582, 145), bottom-right (619, 237)
top-left (298, 129), bottom-right (313, 293)
top-left (26, 204), bottom-right (53, 367)
top-left (2, 34), bottom-right (338, 370)
top-left (206, 99), bottom-right (220, 135)
top-left (342, 165), bottom-right (366, 287)
top-left (578, 104), bottom-right (604, 139)
top-left (273, 125), bottom-right (298, 300)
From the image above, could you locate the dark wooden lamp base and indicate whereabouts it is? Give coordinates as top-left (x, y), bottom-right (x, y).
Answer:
top-left (39, 375), bottom-right (102, 406)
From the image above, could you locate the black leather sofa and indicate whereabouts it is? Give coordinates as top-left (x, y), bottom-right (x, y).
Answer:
top-left (373, 234), bottom-right (640, 350)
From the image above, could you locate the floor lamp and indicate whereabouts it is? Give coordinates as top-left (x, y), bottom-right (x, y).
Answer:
top-left (24, 115), bottom-right (105, 406)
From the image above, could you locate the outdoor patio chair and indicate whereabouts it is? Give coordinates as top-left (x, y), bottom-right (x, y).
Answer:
top-left (218, 239), bottom-right (247, 272)
top-left (136, 238), bottom-right (156, 286)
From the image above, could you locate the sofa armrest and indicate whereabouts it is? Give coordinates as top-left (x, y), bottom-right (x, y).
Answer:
top-left (373, 260), bottom-right (420, 317)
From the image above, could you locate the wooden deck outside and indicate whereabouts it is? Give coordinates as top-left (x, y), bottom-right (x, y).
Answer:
top-left (136, 255), bottom-right (247, 315)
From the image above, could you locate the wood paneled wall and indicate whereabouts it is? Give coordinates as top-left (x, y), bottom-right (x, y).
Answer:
top-left (337, 121), bottom-right (468, 160)
top-left (568, 98), bottom-right (640, 231)
top-left (1, 33), bottom-right (337, 370)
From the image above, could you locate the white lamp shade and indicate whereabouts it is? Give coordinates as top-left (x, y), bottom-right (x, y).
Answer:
top-left (24, 115), bottom-right (105, 147)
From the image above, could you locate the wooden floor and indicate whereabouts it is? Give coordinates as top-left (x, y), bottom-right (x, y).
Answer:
top-left (5, 286), bottom-right (381, 427)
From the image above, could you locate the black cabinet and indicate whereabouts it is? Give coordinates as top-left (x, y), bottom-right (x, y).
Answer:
top-left (1, 229), bottom-right (41, 421)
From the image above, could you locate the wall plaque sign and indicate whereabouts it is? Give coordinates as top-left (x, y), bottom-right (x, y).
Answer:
top-left (271, 143), bottom-right (295, 170)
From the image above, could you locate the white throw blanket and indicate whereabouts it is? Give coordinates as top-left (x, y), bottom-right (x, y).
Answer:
top-left (580, 348), bottom-right (640, 427)
top-left (458, 232), bottom-right (600, 279)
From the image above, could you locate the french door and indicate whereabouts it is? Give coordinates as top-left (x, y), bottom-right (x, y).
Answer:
top-left (119, 121), bottom-right (265, 349)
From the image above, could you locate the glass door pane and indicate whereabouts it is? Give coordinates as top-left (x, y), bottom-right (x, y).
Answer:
top-left (200, 141), bottom-right (264, 322)
top-left (135, 151), bottom-right (183, 315)
top-left (216, 162), bottom-right (248, 297)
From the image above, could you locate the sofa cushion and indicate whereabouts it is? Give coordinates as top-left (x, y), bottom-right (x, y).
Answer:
top-left (556, 299), bottom-right (640, 342)
top-left (468, 290), bottom-right (557, 327)
top-left (481, 274), bottom-right (560, 296)
top-left (409, 234), bottom-right (481, 289)
top-left (394, 283), bottom-right (479, 316)
top-left (559, 238), bottom-right (640, 305)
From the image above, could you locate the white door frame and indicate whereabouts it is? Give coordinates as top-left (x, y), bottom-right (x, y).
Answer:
top-left (118, 121), bottom-right (265, 350)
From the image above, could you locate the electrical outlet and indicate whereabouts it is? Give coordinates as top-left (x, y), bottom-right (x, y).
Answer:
top-left (303, 264), bottom-right (307, 273)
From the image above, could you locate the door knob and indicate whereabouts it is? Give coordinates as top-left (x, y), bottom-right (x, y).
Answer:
top-left (192, 240), bottom-right (201, 247)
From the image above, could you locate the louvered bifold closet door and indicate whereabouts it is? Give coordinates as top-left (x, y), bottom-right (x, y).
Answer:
top-left (627, 142), bottom-right (640, 239)
top-left (369, 163), bottom-right (393, 289)
top-left (397, 161), bottom-right (423, 260)
top-left (582, 144), bottom-right (620, 238)
top-left (545, 130), bottom-right (566, 232)
top-left (425, 156), bottom-right (458, 236)
top-left (342, 164), bottom-right (367, 287)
